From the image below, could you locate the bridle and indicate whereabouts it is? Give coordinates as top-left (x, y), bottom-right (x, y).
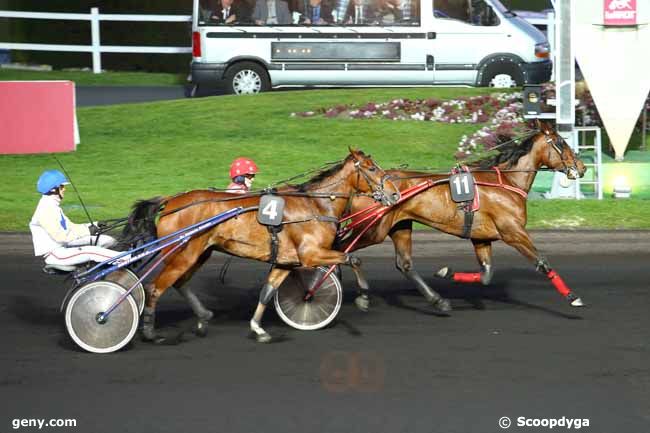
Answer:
top-left (542, 130), bottom-right (580, 179)
top-left (352, 155), bottom-right (401, 206)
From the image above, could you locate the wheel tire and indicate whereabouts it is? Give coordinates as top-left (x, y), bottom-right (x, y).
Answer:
top-left (104, 268), bottom-right (145, 315)
top-left (65, 281), bottom-right (139, 354)
top-left (479, 62), bottom-right (524, 88)
top-left (274, 267), bottom-right (343, 331)
top-left (224, 61), bottom-right (270, 95)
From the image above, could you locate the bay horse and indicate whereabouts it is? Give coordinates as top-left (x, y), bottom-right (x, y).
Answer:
top-left (122, 149), bottom-right (399, 343)
top-left (341, 120), bottom-right (587, 311)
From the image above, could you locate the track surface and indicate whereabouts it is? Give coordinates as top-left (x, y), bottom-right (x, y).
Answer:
top-left (0, 231), bottom-right (648, 433)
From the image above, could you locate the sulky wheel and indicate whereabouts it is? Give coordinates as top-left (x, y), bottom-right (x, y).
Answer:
top-left (104, 268), bottom-right (145, 315)
top-left (65, 281), bottom-right (139, 354)
top-left (274, 267), bottom-right (343, 331)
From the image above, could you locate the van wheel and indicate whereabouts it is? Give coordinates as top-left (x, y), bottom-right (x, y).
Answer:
top-left (225, 62), bottom-right (270, 95)
top-left (479, 61), bottom-right (524, 88)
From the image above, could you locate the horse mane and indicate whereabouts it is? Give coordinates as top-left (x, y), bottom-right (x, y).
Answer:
top-left (470, 133), bottom-right (538, 169)
top-left (292, 151), bottom-right (364, 191)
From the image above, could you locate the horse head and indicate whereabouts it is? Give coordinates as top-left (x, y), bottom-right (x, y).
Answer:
top-left (348, 147), bottom-right (401, 206)
top-left (535, 120), bottom-right (586, 180)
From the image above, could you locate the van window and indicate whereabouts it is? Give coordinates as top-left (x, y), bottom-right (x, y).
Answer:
top-left (434, 0), bottom-right (500, 26)
top-left (198, 0), bottom-right (420, 26)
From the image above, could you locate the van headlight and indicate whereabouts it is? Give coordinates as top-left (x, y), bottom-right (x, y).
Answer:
top-left (535, 42), bottom-right (550, 59)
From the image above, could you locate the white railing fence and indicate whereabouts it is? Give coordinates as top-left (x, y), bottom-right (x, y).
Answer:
top-left (0, 8), bottom-right (192, 73)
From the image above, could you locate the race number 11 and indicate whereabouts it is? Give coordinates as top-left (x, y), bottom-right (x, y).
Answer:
top-left (449, 173), bottom-right (475, 203)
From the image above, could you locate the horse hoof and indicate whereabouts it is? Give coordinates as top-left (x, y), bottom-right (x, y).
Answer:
top-left (194, 320), bottom-right (209, 338)
top-left (433, 297), bottom-right (452, 313)
top-left (570, 297), bottom-right (585, 307)
top-left (141, 333), bottom-right (166, 344)
top-left (250, 331), bottom-right (272, 343)
top-left (435, 267), bottom-right (452, 279)
top-left (354, 295), bottom-right (369, 313)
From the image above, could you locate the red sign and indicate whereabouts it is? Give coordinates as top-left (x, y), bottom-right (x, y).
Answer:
top-left (0, 81), bottom-right (77, 154)
top-left (604, 0), bottom-right (637, 25)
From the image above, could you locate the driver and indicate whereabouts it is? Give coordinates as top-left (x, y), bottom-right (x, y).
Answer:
top-left (226, 157), bottom-right (258, 194)
top-left (29, 170), bottom-right (126, 268)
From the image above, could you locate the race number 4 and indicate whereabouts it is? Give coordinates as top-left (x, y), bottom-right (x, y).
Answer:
top-left (449, 172), bottom-right (475, 203)
top-left (257, 195), bottom-right (285, 226)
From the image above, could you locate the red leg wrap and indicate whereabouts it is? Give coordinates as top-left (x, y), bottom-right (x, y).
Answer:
top-left (453, 272), bottom-right (482, 283)
top-left (547, 270), bottom-right (571, 297)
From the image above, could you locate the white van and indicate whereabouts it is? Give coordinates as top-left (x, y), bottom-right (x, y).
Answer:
top-left (190, 0), bottom-right (551, 94)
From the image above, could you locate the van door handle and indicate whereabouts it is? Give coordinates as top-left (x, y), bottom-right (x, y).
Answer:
top-left (427, 32), bottom-right (436, 39)
top-left (426, 55), bottom-right (434, 70)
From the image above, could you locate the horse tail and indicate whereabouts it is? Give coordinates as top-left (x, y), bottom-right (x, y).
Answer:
top-left (118, 197), bottom-right (165, 249)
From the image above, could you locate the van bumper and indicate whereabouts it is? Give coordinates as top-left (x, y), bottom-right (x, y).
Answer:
top-left (522, 60), bottom-right (552, 84)
top-left (190, 62), bottom-right (227, 85)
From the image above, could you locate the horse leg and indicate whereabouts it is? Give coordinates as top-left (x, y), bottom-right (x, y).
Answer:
top-left (500, 226), bottom-right (584, 307)
top-left (173, 250), bottom-right (214, 337)
top-left (349, 258), bottom-right (371, 312)
top-left (435, 240), bottom-right (494, 286)
top-left (250, 267), bottom-right (291, 343)
top-left (390, 225), bottom-right (452, 312)
top-left (142, 251), bottom-right (205, 343)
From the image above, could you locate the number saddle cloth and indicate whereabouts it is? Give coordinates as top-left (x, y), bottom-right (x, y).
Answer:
top-left (449, 165), bottom-right (480, 239)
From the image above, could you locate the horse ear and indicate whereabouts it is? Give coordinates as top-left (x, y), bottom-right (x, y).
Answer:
top-left (348, 146), bottom-right (357, 155)
top-left (535, 118), bottom-right (542, 130)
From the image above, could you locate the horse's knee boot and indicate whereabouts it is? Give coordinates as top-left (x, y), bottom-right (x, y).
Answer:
top-left (259, 283), bottom-right (277, 305)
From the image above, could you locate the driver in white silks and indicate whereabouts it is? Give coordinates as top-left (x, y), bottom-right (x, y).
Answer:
top-left (29, 169), bottom-right (127, 269)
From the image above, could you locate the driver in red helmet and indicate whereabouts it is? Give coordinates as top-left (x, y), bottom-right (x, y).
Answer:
top-left (226, 157), bottom-right (258, 194)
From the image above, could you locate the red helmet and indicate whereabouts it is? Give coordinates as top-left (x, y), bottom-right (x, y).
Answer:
top-left (229, 157), bottom-right (258, 179)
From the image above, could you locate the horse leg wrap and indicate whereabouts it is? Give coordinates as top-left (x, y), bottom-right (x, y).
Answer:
top-left (480, 263), bottom-right (493, 285)
top-left (546, 270), bottom-right (571, 297)
top-left (535, 257), bottom-right (551, 274)
top-left (176, 286), bottom-right (213, 321)
top-left (453, 272), bottom-right (482, 283)
top-left (404, 269), bottom-right (451, 312)
top-left (347, 254), bottom-right (362, 267)
top-left (259, 283), bottom-right (277, 305)
top-left (141, 306), bottom-right (157, 340)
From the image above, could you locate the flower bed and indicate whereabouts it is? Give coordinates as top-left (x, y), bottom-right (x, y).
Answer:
top-left (292, 84), bottom-right (650, 160)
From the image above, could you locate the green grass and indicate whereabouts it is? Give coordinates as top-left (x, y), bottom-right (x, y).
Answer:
top-left (2, 87), bottom-right (648, 231)
top-left (0, 69), bottom-right (185, 86)
top-left (526, 199), bottom-right (650, 229)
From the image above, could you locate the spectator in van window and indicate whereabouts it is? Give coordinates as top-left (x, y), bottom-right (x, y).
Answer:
top-left (253, 0), bottom-right (292, 24)
top-left (375, 0), bottom-right (402, 24)
top-left (299, 0), bottom-right (334, 24)
top-left (344, 0), bottom-right (377, 24)
top-left (209, 0), bottom-right (250, 24)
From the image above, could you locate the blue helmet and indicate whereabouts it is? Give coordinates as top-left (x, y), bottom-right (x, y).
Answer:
top-left (37, 170), bottom-right (69, 194)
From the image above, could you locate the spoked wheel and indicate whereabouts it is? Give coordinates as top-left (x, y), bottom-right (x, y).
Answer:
top-left (65, 281), bottom-right (139, 354)
top-left (274, 267), bottom-right (343, 331)
top-left (104, 268), bottom-right (145, 315)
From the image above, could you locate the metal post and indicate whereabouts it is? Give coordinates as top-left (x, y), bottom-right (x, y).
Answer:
top-left (641, 99), bottom-right (647, 151)
top-left (90, 7), bottom-right (101, 74)
top-left (547, 11), bottom-right (555, 81)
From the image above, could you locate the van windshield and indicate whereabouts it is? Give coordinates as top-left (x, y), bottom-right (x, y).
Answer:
top-left (198, 0), bottom-right (421, 26)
